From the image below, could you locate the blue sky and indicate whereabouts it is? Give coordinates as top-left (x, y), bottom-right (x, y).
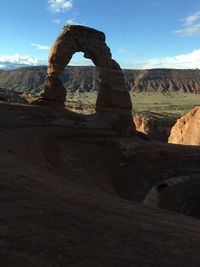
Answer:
top-left (1, 0), bottom-right (200, 69)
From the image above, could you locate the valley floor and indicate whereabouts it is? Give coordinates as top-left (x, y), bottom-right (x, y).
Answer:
top-left (66, 91), bottom-right (200, 115)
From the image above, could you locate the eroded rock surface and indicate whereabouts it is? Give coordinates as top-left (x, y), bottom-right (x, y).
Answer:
top-left (168, 106), bottom-right (200, 145)
top-left (45, 25), bottom-right (131, 108)
top-left (133, 112), bottom-right (178, 141)
top-left (37, 25), bottom-right (133, 132)
top-left (3, 66), bottom-right (200, 94)
top-left (0, 102), bottom-right (200, 265)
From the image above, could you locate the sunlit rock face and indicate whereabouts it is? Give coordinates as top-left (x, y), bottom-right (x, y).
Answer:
top-left (133, 112), bottom-right (178, 142)
top-left (168, 106), bottom-right (200, 145)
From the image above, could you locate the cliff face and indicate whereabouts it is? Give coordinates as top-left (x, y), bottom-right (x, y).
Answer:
top-left (133, 112), bottom-right (178, 141)
top-left (168, 106), bottom-right (200, 145)
top-left (125, 68), bottom-right (200, 93)
top-left (0, 66), bottom-right (98, 94)
top-left (0, 66), bottom-right (47, 93)
top-left (1, 66), bottom-right (200, 94)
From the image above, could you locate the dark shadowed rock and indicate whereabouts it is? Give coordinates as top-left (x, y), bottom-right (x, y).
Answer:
top-left (38, 75), bottom-right (66, 103)
top-left (0, 102), bottom-right (200, 266)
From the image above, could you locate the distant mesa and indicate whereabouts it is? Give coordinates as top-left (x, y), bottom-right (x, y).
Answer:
top-left (1, 67), bottom-right (200, 94)
top-left (35, 25), bottom-right (134, 132)
top-left (168, 106), bottom-right (200, 145)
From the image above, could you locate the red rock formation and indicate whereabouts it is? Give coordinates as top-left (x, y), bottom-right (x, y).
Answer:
top-left (133, 112), bottom-right (178, 142)
top-left (37, 25), bottom-right (134, 132)
top-left (168, 106), bottom-right (200, 145)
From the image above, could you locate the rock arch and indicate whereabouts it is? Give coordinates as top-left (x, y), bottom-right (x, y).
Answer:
top-left (39, 25), bottom-right (134, 131)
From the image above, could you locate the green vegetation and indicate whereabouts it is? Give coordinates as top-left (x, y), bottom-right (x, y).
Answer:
top-left (66, 91), bottom-right (200, 116)
top-left (0, 88), bottom-right (28, 104)
top-left (131, 92), bottom-right (200, 115)
top-left (67, 91), bottom-right (97, 107)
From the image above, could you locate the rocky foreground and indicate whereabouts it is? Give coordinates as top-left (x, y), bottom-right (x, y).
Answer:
top-left (0, 102), bottom-right (200, 266)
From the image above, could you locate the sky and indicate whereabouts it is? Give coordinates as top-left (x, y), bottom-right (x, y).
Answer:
top-left (1, 0), bottom-right (200, 69)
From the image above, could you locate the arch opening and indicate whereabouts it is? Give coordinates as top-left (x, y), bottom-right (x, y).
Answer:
top-left (68, 52), bottom-right (95, 68)
top-left (63, 52), bottom-right (97, 114)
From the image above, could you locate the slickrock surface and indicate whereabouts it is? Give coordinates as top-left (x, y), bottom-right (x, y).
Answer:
top-left (0, 101), bottom-right (200, 266)
top-left (168, 106), bottom-right (200, 145)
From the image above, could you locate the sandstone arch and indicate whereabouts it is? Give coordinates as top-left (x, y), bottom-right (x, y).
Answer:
top-left (39, 25), bottom-right (134, 131)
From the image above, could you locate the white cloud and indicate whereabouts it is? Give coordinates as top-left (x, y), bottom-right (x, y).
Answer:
top-left (127, 49), bottom-right (200, 69)
top-left (66, 17), bottom-right (79, 25)
top-left (183, 11), bottom-right (200, 25)
top-left (118, 48), bottom-right (129, 54)
top-left (174, 24), bottom-right (200, 36)
top-left (0, 54), bottom-right (40, 65)
top-left (0, 54), bottom-right (46, 69)
top-left (48, 0), bottom-right (73, 13)
top-left (52, 19), bottom-right (61, 24)
top-left (31, 43), bottom-right (50, 50)
top-left (174, 11), bottom-right (200, 36)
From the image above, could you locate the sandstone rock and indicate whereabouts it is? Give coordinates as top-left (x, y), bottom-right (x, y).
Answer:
top-left (37, 25), bottom-right (134, 132)
top-left (1, 102), bottom-right (200, 265)
top-left (133, 112), bottom-right (178, 142)
top-left (168, 106), bottom-right (200, 145)
top-left (51, 118), bottom-right (75, 127)
top-left (40, 76), bottom-right (66, 103)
